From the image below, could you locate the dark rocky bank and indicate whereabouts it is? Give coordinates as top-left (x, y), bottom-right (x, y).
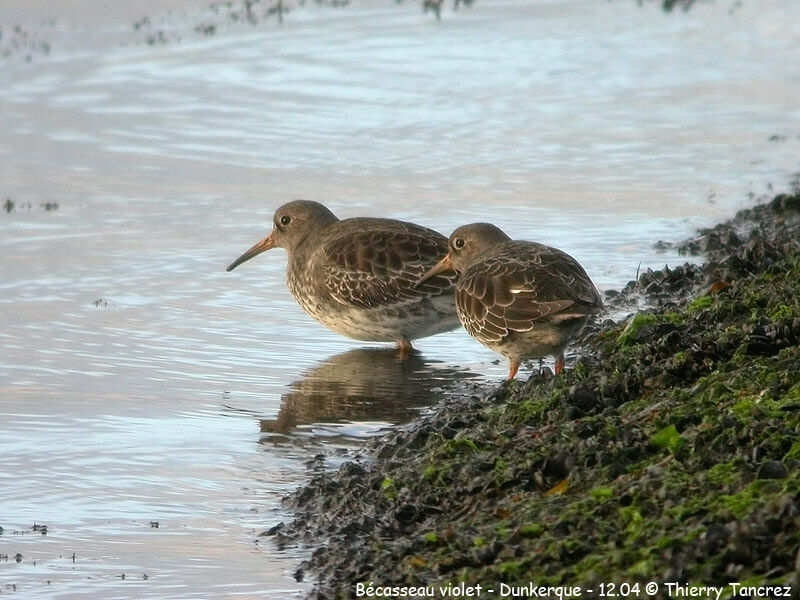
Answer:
top-left (274, 190), bottom-right (800, 599)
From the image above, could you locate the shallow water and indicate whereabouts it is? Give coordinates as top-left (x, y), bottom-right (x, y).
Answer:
top-left (2, 0), bottom-right (800, 597)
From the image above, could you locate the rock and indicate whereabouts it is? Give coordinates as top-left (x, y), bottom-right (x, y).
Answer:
top-left (757, 460), bottom-right (788, 480)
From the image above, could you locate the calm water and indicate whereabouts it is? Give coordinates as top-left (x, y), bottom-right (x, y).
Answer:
top-left (2, 0), bottom-right (800, 597)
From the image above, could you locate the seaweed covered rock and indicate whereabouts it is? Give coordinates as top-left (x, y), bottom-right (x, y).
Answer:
top-left (282, 192), bottom-right (800, 599)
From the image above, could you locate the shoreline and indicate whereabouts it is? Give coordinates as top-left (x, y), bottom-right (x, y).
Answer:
top-left (275, 190), bottom-right (800, 598)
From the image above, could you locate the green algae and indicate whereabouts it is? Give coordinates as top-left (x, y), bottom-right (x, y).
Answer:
top-left (687, 294), bottom-right (714, 313)
top-left (380, 476), bottom-right (397, 500)
top-left (519, 523), bottom-right (543, 538)
top-left (616, 313), bottom-right (661, 347)
top-left (650, 425), bottom-right (685, 451)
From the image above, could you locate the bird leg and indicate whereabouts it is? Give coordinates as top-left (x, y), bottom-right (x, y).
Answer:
top-left (396, 339), bottom-right (413, 359)
top-left (554, 353), bottom-right (565, 376)
top-left (506, 359), bottom-right (520, 381)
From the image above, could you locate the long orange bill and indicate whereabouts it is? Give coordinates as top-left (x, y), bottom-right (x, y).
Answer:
top-left (414, 253), bottom-right (454, 288)
top-left (226, 232), bottom-right (276, 272)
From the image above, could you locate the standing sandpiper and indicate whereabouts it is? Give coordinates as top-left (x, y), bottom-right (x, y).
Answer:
top-left (418, 223), bottom-right (603, 379)
top-left (227, 200), bottom-right (460, 352)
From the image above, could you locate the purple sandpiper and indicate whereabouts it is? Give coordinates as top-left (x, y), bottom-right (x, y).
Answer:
top-left (227, 200), bottom-right (459, 352)
top-left (418, 223), bottom-right (603, 379)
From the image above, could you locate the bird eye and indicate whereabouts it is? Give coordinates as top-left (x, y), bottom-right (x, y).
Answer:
top-left (453, 238), bottom-right (465, 250)
top-left (279, 215), bottom-right (291, 226)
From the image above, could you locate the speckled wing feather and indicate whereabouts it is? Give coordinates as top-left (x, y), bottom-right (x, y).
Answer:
top-left (322, 226), bottom-right (456, 309)
top-left (456, 242), bottom-right (602, 343)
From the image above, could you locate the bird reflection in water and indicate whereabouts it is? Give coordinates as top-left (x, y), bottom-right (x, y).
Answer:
top-left (259, 347), bottom-right (477, 441)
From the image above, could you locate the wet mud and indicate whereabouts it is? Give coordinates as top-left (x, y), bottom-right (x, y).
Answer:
top-left (277, 191), bottom-right (800, 598)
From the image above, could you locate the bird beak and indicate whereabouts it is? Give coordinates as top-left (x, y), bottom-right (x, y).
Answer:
top-left (226, 231), bottom-right (276, 272)
top-left (415, 253), bottom-right (454, 287)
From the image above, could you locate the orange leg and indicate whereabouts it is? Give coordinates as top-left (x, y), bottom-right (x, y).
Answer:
top-left (506, 359), bottom-right (520, 381)
top-left (554, 353), bottom-right (565, 376)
